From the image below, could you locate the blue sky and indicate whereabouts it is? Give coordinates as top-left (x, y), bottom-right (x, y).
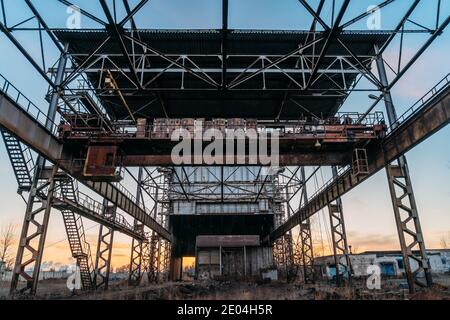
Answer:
top-left (0, 0), bottom-right (449, 266)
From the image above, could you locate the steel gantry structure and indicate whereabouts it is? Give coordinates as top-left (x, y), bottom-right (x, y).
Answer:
top-left (0, 0), bottom-right (448, 295)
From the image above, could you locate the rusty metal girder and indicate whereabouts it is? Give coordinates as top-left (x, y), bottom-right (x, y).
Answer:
top-left (0, 92), bottom-right (170, 240)
top-left (268, 84), bottom-right (450, 242)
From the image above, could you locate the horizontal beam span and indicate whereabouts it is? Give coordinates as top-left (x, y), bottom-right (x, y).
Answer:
top-left (268, 84), bottom-right (450, 242)
top-left (119, 153), bottom-right (351, 167)
top-left (64, 68), bottom-right (361, 74)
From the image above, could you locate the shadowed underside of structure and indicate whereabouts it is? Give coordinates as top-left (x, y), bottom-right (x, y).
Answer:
top-left (55, 30), bottom-right (389, 119)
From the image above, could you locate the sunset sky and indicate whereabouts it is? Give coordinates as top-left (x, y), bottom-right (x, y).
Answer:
top-left (0, 0), bottom-right (449, 269)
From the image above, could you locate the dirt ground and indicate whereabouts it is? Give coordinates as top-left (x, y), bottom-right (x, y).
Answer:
top-left (2, 274), bottom-right (449, 300)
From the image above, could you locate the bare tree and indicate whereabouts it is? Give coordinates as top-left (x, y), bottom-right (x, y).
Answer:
top-left (115, 264), bottom-right (130, 273)
top-left (441, 237), bottom-right (449, 249)
top-left (0, 223), bottom-right (17, 271)
top-left (350, 245), bottom-right (359, 254)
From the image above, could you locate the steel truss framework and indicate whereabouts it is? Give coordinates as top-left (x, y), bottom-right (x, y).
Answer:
top-left (375, 49), bottom-right (433, 293)
top-left (298, 167), bottom-right (315, 284)
top-left (0, 0), bottom-right (446, 119)
top-left (128, 167), bottom-right (171, 285)
top-left (10, 166), bottom-right (58, 295)
top-left (0, 0), bottom-right (447, 295)
top-left (128, 167), bottom-right (171, 284)
top-left (274, 166), bottom-right (315, 281)
top-left (94, 201), bottom-right (116, 290)
top-left (168, 166), bottom-right (277, 203)
top-left (327, 166), bottom-right (352, 287)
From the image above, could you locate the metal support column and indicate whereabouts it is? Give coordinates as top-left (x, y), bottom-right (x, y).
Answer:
top-left (140, 236), bottom-right (151, 283)
top-left (94, 201), bottom-right (115, 290)
top-left (148, 177), bottom-right (160, 283)
top-left (164, 240), bottom-right (171, 277)
top-left (128, 168), bottom-right (145, 286)
top-left (284, 187), bottom-right (295, 281)
top-left (128, 224), bottom-right (144, 286)
top-left (10, 166), bottom-right (58, 295)
top-left (375, 45), bottom-right (432, 293)
top-left (299, 167), bottom-right (315, 283)
top-left (10, 45), bottom-right (68, 296)
top-left (147, 234), bottom-right (159, 283)
top-left (328, 166), bottom-right (352, 287)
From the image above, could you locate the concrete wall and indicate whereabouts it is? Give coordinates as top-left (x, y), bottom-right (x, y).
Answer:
top-left (315, 250), bottom-right (450, 279)
top-left (197, 248), bottom-right (221, 280)
top-left (246, 247), bottom-right (273, 276)
top-left (196, 246), bottom-right (273, 280)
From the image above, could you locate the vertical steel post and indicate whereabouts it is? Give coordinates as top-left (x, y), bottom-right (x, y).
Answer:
top-left (284, 187), bottom-right (294, 276)
top-left (128, 167), bottom-right (144, 286)
top-left (299, 167), bottom-right (315, 283)
top-left (94, 201), bottom-right (115, 291)
top-left (145, 176), bottom-right (161, 283)
top-left (375, 44), bottom-right (432, 293)
top-left (221, 0), bottom-right (228, 89)
top-left (10, 45), bottom-right (68, 295)
top-left (328, 166), bottom-right (352, 287)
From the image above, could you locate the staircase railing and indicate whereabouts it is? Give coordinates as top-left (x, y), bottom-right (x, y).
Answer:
top-left (71, 180), bottom-right (95, 273)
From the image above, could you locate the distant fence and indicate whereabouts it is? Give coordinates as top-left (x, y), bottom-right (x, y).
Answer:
top-left (0, 271), bottom-right (71, 282)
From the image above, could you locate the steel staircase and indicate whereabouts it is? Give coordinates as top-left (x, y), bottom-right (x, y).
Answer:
top-left (58, 176), bottom-right (95, 290)
top-left (1, 131), bottom-right (35, 193)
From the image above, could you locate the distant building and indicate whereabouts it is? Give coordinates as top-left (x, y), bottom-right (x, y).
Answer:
top-left (315, 249), bottom-right (450, 279)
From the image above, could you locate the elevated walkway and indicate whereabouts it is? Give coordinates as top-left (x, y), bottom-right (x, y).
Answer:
top-left (269, 74), bottom-right (450, 242)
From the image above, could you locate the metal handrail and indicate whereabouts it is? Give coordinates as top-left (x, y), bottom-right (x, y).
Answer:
top-left (58, 158), bottom-right (153, 221)
top-left (388, 73), bottom-right (450, 132)
top-left (0, 73), bottom-right (59, 136)
top-left (66, 111), bottom-right (385, 140)
top-left (58, 187), bottom-right (143, 236)
top-left (298, 73), bottom-right (450, 212)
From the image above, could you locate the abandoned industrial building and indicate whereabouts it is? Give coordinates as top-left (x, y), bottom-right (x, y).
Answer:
top-left (0, 0), bottom-right (449, 301)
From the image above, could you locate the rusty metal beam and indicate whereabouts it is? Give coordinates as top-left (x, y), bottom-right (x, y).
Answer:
top-left (268, 83), bottom-right (450, 242)
top-left (119, 152), bottom-right (351, 167)
top-left (2, 81), bottom-right (448, 171)
top-left (0, 93), bottom-right (170, 241)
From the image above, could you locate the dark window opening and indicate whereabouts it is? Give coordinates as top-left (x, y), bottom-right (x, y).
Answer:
top-left (397, 258), bottom-right (404, 269)
top-left (105, 153), bottom-right (114, 166)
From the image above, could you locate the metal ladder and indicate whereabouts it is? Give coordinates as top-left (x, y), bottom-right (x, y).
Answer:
top-left (58, 176), bottom-right (95, 290)
top-left (1, 131), bottom-right (34, 192)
